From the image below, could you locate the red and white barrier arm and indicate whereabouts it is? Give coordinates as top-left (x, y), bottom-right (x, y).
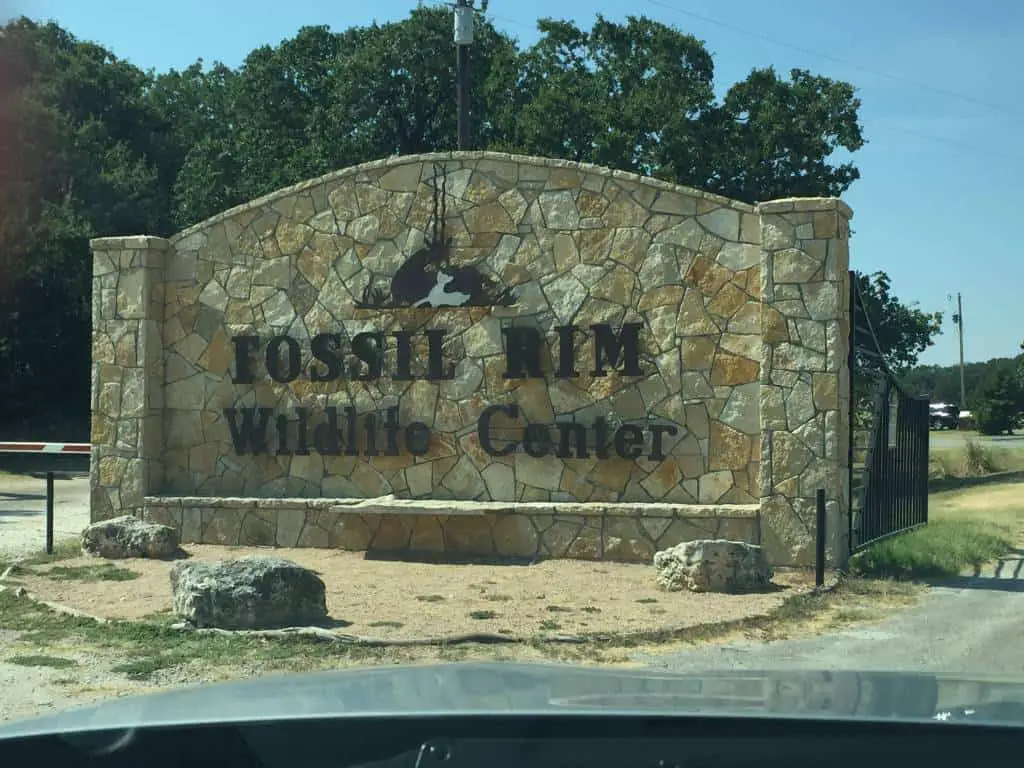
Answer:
top-left (0, 442), bottom-right (91, 454)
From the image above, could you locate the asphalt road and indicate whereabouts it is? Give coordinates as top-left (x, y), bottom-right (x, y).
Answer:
top-left (0, 473), bottom-right (91, 559)
top-left (635, 551), bottom-right (1024, 677)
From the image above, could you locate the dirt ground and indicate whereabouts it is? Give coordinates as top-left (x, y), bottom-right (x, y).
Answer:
top-left (12, 544), bottom-right (814, 640)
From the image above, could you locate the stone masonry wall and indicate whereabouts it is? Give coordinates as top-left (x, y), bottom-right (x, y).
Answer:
top-left (90, 236), bottom-right (166, 521)
top-left (89, 151), bottom-right (852, 566)
top-left (758, 200), bottom-right (852, 566)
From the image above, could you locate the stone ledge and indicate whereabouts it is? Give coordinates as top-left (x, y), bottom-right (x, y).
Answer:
top-left (90, 235), bottom-right (171, 251)
top-left (144, 495), bottom-right (759, 519)
top-left (146, 496), bottom-right (362, 511)
top-left (756, 197), bottom-right (853, 219)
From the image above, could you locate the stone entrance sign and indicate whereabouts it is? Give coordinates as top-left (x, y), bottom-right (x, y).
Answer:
top-left (89, 152), bottom-right (851, 566)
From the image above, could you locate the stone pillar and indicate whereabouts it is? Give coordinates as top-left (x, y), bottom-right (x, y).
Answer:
top-left (89, 236), bottom-right (168, 521)
top-left (756, 199), bottom-right (852, 567)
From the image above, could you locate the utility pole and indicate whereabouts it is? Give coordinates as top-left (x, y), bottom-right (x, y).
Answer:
top-left (453, 1), bottom-right (483, 150)
top-left (953, 293), bottom-right (966, 410)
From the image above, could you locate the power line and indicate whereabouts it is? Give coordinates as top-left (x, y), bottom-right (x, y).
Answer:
top-left (868, 121), bottom-right (1023, 162)
top-left (487, 12), bottom-right (534, 31)
top-left (642, 0), bottom-right (1018, 116)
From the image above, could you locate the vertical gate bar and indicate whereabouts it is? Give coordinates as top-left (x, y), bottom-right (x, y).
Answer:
top-left (907, 397), bottom-right (917, 529)
top-left (869, 376), bottom-right (876, 542)
top-left (896, 393), bottom-right (906, 535)
top-left (919, 398), bottom-right (929, 525)
top-left (922, 399), bottom-right (929, 525)
top-left (899, 392), bottom-right (907, 534)
top-left (893, 388), bottom-right (901, 536)
top-left (910, 398), bottom-right (917, 528)
top-left (816, 488), bottom-right (827, 587)
top-left (892, 393), bottom-right (899, 538)
top-left (913, 397), bottom-right (921, 527)
top-left (925, 399), bottom-right (930, 523)
top-left (914, 398), bottom-right (922, 527)
top-left (847, 270), bottom-right (856, 555)
top-left (867, 388), bottom-right (877, 543)
top-left (880, 380), bottom-right (892, 541)
top-left (891, 391), bottom-right (899, 538)
top-left (921, 400), bottom-right (927, 523)
top-left (871, 382), bottom-right (883, 542)
top-left (901, 397), bottom-right (909, 528)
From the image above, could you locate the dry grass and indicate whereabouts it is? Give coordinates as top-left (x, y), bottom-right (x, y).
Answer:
top-left (930, 480), bottom-right (1024, 538)
top-left (930, 439), bottom-right (1024, 480)
top-left (10, 544), bottom-right (815, 641)
top-left (0, 571), bottom-right (919, 692)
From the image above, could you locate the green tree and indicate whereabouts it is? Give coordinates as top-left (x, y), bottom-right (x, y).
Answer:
top-left (900, 356), bottom-right (1021, 407)
top-left (492, 15), bottom-right (863, 204)
top-left (973, 367), bottom-right (1024, 435)
top-left (145, 60), bottom-right (237, 230)
top-left (853, 271), bottom-right (943, 376)
top-left (490, 16), bottom-right (716, 175)
top-left (0, 18), bottom-right (162, 435)
top-left (1019, 339), bottom-right (1024, 386)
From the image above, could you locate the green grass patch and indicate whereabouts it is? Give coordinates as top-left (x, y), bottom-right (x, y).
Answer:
top-left (828, 607), bottom-right (879, 628)
top-left (6, 654), bottom-right (78, 669)
top-left (468, 610), bottom-right (498, 620)
top-left (0, 589), bottom-right (386, 674)
top-left (110, 655), bottom-right (181, 680)
top-left (20, 538), bottom-right (83, 566)
top-left (44, 564), bottom-right (138, 582)
top-left (415, 594), bottom-right (446, 603)
top-left (0, 537), bottom-right (81, 571)
top-left (850, 519), bottom-right (1013, 580)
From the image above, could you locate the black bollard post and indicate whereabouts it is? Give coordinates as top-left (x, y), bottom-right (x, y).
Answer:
top-left (815, 488), bottom-right (826, 587)
top-left (45, 471), bottom-right (55, 555)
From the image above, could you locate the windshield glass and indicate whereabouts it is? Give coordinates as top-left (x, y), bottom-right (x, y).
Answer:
top-left (1, 0), bottom-right (1022, 731)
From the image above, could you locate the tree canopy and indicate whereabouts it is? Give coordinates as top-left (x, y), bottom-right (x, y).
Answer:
top-left (0, 9), bottom-right (937, 436)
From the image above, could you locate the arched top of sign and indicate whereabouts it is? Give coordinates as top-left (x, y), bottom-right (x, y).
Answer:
top-left (355, 162), bottom-right (517, 310)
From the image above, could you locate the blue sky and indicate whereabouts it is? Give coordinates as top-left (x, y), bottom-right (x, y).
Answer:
top-left (7, 0), bottom-right (1023, 367)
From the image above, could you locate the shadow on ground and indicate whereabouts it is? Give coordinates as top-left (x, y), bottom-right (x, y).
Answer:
top-left (927, 548), bottom-right (1024, 593)
top-left (0, 492), bottom-right (47, 501)
top-left (929, 471), bottom-right (1024, 494)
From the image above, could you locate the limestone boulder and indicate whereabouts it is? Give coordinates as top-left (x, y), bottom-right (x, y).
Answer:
top-left (81, 515), bottom-right (180, 559)
top-left (170, 556), bottom-right (328, 630)
top-left (653, 539), bottom-right (772, 593)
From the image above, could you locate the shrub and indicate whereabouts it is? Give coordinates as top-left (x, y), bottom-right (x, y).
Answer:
top-left (973, 368), bottom-right (1023, 436)
top-left (961, 440), bottom-right (997, 476)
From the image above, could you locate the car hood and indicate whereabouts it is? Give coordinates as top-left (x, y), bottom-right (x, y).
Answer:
top-left (3, 663), bottom-right (1024, 738)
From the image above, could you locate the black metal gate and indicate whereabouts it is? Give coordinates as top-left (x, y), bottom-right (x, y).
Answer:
top-left (848, 271), bottom-right (930, 554)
